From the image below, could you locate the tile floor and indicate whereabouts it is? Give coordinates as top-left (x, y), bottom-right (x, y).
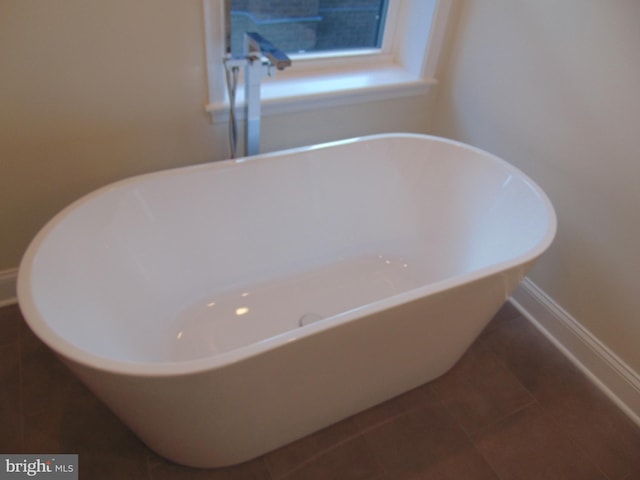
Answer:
top-left (1, 301), bottom-right (639, 479)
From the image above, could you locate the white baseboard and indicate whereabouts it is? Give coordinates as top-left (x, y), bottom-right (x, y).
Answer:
top-left (510, 278), bottom-right (640, 427)
top-left (0, 268), bottom-right (18, 308)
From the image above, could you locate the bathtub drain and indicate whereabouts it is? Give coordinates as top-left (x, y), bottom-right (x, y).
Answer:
top-left (299, 313), bottom-right (324, 327)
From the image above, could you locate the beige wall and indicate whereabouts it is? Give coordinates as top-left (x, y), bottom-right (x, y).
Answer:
top-left (0, 0), bottom-right (436, 270)
top-left (434, 1), bottom-right (640, 372)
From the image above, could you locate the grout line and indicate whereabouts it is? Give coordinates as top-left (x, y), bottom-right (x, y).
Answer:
top-left (145, 454), bottom-right (154, 480)
top-left (430, 383), bottom-right (513, 480)
top-left (267, 427), bottom-right (363, 479)
top-left (273, 400), bottom-right (432, 479)
top-left (261, 457), bottom-right (277, 480)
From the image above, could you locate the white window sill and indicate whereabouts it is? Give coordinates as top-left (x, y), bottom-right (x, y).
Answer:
top-left (205, 63), bottom-right (437, 124)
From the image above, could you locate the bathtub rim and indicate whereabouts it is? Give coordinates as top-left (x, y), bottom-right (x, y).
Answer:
top-left (17, 133), bottom-right (557, 377)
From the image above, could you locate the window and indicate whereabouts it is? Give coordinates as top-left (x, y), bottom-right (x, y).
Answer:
top-left (203, 0), bottom-right (452, 122)
top-left (226, 1), bottom-right (390, 58)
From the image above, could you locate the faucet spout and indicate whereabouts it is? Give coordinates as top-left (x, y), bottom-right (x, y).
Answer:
top-left (244, 32), bottom-right (292, 71)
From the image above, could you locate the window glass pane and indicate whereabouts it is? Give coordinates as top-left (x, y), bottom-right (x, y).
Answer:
top-left (227, 0), bottom-right (389, 58)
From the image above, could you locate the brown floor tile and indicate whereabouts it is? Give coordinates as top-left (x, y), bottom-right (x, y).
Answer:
top-left (548, 387), bottom-right (640, 480)
top-left (479, 301), bottom-right (523, 339)
top-left (483, 314), bottom-right (640, 480)
top-left (622, 459), bottom-right (640, 480)
top-left (78, 452), bottom-right (150, 480)
top-left (20, 328), bottom-right (73, 416)
top-left (472, 404), bottom-right (607, 480)
top-left (364, 392), bottom-right (498, 479)
top-left (280, 437), bottom-right (384, 480)
top-left (0, 419), bottom-right (22, 454)
top-left (430, 340), bottom-right (535, 434)
top-left (152, 457), bottom-right (271, 480)
top-left (0, 341), bottom-right (22, 452)
top-left (0, 304), bottom-right (22, 346)
top-left (264, 417), bottom-right (361, 478)
top-left (351, 383), bottom-right (435, 432)
top-left (481, 312), bottom-right (586, 397)
top-left (350, 394), bottom-right (410, 433)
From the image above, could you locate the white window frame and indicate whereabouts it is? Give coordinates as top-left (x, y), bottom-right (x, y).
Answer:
top-left (203, 0), bottom-right (452, 123)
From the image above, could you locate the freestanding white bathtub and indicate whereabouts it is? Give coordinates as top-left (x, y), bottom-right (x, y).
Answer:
top-left (18, 133), bottom-right (556, 468)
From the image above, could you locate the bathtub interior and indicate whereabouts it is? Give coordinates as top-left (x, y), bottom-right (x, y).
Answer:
top-left (21, 135), bottom-right (553, 366)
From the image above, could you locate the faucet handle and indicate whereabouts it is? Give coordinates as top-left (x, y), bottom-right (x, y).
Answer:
top-left (244, 32), bottom-right (292, 71)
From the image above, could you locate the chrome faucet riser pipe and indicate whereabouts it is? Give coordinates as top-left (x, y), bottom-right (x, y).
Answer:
top-left (223, 32), bottom-right (292, 158)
